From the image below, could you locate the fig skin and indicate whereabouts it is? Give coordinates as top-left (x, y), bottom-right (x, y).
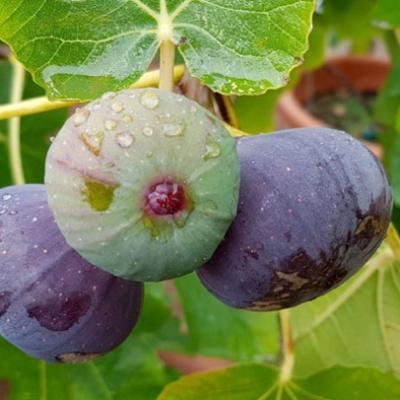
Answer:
top-left (198, 128), bottom-right (393, 311)
top-left (45, 88), bottom-right (240, 282)
top-left (0, 185), bottom-right (143, 363)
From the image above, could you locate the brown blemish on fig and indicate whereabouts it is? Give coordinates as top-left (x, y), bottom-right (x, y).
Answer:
top-left (0, 291), bottom-right (11, 317)
top-left (276, 271), bottom-right (308, 290)
top-left (56, 352), bottom-right (100, 364)
top-left (80, 131), bottom-right (104, 157)
top-left (26, 291), bottom-right (91, 331)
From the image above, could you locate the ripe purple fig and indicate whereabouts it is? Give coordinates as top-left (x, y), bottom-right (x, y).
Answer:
top-left (0, 185), bottom-right (143, 363)
top-left (198, 128), bottom-right (392, 311)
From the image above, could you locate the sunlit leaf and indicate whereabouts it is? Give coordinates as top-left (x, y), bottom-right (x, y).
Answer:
top-left (0, 0), bottom-right (315, 100)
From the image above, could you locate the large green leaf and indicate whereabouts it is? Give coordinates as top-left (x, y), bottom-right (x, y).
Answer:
top-left (158, 363), bottom-right (400, 399)
top-left (373, 0), bottom-right (400, 28)
top-left (291, 240), bottom-right (400, 378)
top-left (174, 274), bottom-right (279, 362)
top-left (0, 284), bottom-right (182, 400)
top-left (0, 0), bottom-right (315, 100)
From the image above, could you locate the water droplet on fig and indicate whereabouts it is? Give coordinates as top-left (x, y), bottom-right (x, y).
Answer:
top-left (105, 120), bottom-right (117, 131)
top-left (140, 90), bottom-right (160, 109)
top-left (202, 135), bottom-right (221, 160)
top-left (143, 126), bottom-right (154, 137)
top-left (162, 123), bottom-right (185, 138)
top-left (102, 92), bottom-right (116, 100)
top-left (116, 132), bottom-right (134, 148)
top-left (111, 101), bottom-right (124, 113)
top-left (73, 109), bottom-right (90, 127)
top-left (123, 115), bottom-right (134, 124)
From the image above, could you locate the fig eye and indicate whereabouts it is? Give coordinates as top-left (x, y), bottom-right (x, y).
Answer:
top-left (145, 179), bottom-right (187, 217)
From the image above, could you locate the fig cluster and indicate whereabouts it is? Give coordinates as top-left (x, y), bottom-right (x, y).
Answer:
top-left (0, 88), bottom-right (393, 363)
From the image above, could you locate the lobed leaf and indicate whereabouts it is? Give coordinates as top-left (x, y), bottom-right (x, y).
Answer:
top-left (157, 363), bottom-right (400, 400)
top-left (0, 0), bottom-right (315, 100)
top-left (291, 239), bottom-right (400, 378)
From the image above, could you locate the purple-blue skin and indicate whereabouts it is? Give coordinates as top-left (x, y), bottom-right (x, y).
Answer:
top-left (0, 185), bottom-right (143, 363)
top-left (198, 128), bottom-right (393, 311)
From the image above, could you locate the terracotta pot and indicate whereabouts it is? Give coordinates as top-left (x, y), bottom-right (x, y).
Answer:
top-left (276, 56), bottom-right (390, 159)
top-left (158, 351), bottom-right (233, 374)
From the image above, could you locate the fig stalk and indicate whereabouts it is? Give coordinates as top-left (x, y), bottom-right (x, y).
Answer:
top-left (8, 57), bottom-right (25, 185)
top-left (279, 309), bottom-right (294, 385)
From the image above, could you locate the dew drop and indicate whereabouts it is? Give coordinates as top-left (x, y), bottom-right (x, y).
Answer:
top-left (73, 109), bottom-right (90, 127)
top-left (105, 119), bottom-right (118, 131)
top-left (116, 132), bottom-right (134, 148)
top-left (162, 123), bottom-right (185, 138)
top-left (123, 114), bottom-right (134, 124)
top-left (202, 135), bottom-right (221, 160)
top-left (111, 101), bottom-right (124, 113)
top-left (102, 92), bottom-right (116, 100)
top-left (140, 90), bottom-right (160, 109)
top-left (143, 126), bottom-right (154, 137)
top-left (2, 194), bottom-right (12, 201)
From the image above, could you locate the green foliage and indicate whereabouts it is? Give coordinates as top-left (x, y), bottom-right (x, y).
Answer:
top-left (291, 243), bottom-right (400, 378)
top-left (157, 363), bottom-right (400, 399)
top-left (2, 1), bottom-right (400, 399)
top-left (0, 0), bottom-right (315, 100)
top-left (174, 274), bottom-right (279, 362)
top-left (317, 0), bottom-right (380, 51)
top-left (0, 285), bottom-right (182, 400)
top-left (374, 33), bottom-right (400, 206)
top-left (373, 0), bottom-right (400, 28)
top-left (0, 59), bottom-right (67, 186)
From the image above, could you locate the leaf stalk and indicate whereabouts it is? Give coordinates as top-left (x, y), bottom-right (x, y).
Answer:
top-left (0, 65), bottom-right (186, 121)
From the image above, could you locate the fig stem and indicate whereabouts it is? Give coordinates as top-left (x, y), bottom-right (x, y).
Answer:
top-left (159, 39), bottom-right (176, 91)
top-left (8, 56), bottom-right (25, 185)
top-left (39, 361), bottom-right (47, 400)
top-left (279, 309), bottom-right (295, 385)
top-left (387, 223), bottom-right (400, 259)
top-left (0, 65), bottom-right (186, 121)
